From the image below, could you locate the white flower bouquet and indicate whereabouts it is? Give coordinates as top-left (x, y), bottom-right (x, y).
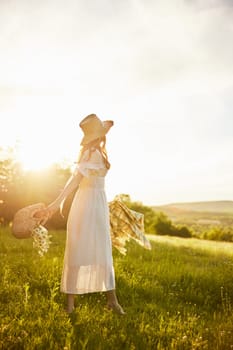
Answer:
top-left (31, 225), bottom-right (52, 257)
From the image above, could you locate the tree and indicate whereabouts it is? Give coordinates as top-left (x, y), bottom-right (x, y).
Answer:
top-left (153, 212), bottom-right (173, 235)
top-left (0, 147), bottom-right (23, 223)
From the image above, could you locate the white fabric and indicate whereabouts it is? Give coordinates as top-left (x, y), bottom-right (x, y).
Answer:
top-left (60, 149), bottom-right (115, 294)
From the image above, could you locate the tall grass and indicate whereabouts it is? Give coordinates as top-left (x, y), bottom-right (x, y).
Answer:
top-left (0, 227), bottom-right (233, 349)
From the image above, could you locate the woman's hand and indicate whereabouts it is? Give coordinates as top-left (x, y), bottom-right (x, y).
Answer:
top-left (33, 208), bottom-right (49, 225)
top-left (33, 204), bottom-right (57, 224)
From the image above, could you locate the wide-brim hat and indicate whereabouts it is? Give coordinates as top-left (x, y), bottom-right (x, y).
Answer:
top-left (12, 203), bottom-right (49, 239)
top-left (79, 114), bottom-right (114, 146)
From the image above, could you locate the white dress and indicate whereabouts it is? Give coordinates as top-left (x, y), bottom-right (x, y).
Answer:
top-left (60, 148), bottom-right (115, 294)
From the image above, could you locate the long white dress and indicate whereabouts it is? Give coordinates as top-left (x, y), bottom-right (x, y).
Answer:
top-left (60, 148), bottom-right (115, 294)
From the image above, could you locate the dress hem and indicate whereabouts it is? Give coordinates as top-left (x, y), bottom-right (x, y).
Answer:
top-left (60, 287), bottom-right (115, 295)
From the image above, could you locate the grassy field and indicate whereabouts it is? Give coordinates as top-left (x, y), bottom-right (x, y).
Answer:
top-left (1, 227), bottom-right (233, 350)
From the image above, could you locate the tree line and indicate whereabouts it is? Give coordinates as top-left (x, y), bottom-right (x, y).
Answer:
top-left (0, 146), bottom-right (192, 238)
top-left (2, 146), bottom-right (233, 242)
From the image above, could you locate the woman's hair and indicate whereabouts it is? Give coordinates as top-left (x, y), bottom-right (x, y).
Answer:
top-left (77, 136), bottom-right (111, 169)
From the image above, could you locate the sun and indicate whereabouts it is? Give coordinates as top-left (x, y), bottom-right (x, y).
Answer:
top-left (16, 133), bottom-right (76, 172)
top-left (16, 139), bottom-right (57, 171)
top-left (18, 152), bottom-right (53, 171)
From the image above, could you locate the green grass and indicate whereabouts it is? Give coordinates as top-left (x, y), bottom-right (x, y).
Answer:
top-left (1, 227), bottom-right (233, 350)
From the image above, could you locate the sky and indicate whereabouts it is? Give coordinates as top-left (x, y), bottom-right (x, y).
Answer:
top-left (0, 0), bottom-right (233, 205)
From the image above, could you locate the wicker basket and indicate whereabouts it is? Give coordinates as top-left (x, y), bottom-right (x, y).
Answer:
top-left (12, 203), bottom-right (47, 239)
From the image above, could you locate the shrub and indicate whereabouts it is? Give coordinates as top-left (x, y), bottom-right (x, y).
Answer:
top-left (202, 227), bottom-right (233, 242)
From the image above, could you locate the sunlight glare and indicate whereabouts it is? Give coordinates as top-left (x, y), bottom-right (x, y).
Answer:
top-left (17, 143), bottom-right (55, 171)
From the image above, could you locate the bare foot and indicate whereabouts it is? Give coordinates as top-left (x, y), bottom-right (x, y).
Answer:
top-left (106, 303), bottom-right (126, 315)
top-left (65, 306), bottom-right (74, 314)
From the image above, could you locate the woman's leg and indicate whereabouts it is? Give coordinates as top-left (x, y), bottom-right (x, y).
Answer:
top-left (106, 290), bottom-right (125, 315)
top-left (66, 294), bottom-right (75, 313)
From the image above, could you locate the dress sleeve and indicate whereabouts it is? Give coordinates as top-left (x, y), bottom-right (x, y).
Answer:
top-left (73, 149), bottom-right (105, 178)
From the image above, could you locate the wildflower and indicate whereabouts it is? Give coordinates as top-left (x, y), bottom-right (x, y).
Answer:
top-left (31, 225), bottom-right (52, 256)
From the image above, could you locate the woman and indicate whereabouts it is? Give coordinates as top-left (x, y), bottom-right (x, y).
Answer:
top-left (37, 114), bottom-right (125, 314)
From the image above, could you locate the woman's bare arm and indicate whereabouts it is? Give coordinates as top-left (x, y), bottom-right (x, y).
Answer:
top-left (35, 172), bottom-right (83, 220)
top-left (46, 172), bottom-right (83, 213)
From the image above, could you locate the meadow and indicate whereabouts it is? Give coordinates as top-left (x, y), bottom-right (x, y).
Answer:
top-left (0, 227), bottom-right (233, 350)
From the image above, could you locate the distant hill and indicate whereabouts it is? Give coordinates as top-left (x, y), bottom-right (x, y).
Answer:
top-left (153, 201), bottom-right (233, 214)
top-left (152, 200), bottom-right (233, 226)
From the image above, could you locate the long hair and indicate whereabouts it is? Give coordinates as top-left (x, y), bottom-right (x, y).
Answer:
top-left (77, 136), bottom-right (110, 169)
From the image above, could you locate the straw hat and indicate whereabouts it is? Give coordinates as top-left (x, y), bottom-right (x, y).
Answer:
top-left (12, 203), bottom-right (48, 239)
top-left (79, 114), bottom-right (114, 145)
